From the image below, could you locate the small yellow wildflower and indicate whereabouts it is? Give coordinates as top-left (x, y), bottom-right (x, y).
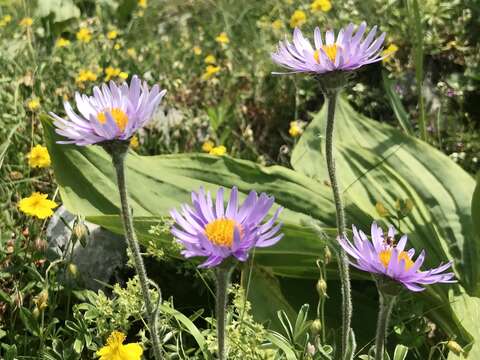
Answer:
top-left (107, 30), bottom-right (118, 40)
top-left (97, 331), bottom-right (143, 360)
top-left (382, 43), bottom-right (399, 62)
top-left (138, 0), bottom-right (147, 8)
top-left (310, 0), bottom-right (332, 13)
top-left (289, 121), bottom-right (303, 137)
top-left (19, 192), bottom-right (58, 219)
top-left (130, 135), bottom-right (139, 149)
top-left (202, 65), bottom-right (221, 80)
top-left (209, 145), bottom-right (227, 156)
top-left (0, 15), bottom-right (12, 27)
top-left (289, 10), bottom-right (306, 28)
top-left (114, 43), bottom-right (122, 50)
top-left (272, 19), bottom-right (283, 30)
top-left (193, 46), bottom-right (202, 56)
top-left (20, 17), bottom-right (33, 27)
top-left (55, 37), bottom-right (70, 48)
top-left (76, 69), bottom-right (97, 83)
top-left (119, 72), bottom-right (128, 80)
top-left (76, 27), bottom-right (92, 43)
top-left (27, 145), bottom-right (51, 168)
top-left (204, 54), bottom-right (216, 64)
top-left (27, 98), bottom-right (40, 111)
top-left (127, 48), bottom-right (137, 58)
top-left (202, 140), bottom-right (214, 153)
top-left (104, 67), bottom-right (122, 81)
top-left (215, 32), bottom-right (230, 44)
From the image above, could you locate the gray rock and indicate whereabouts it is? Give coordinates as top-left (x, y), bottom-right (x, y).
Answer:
top-left (46, 206), bottom-right (127, 290)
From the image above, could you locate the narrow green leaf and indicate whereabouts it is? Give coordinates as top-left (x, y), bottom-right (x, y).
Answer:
top-left (382, 72), bottom-right (414, 136)
top-left (19, 307), bottom-right (40, 336)
top-left (0, 123), bottom-right (20, 171)
top-left (265, 331), bottom-right (298, 360)
top-left (393, 344), bottom-right (409, 360)
top-left (159, 303), bottom-right (212, 359)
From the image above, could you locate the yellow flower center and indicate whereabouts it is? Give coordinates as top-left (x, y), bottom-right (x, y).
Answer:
top-left (107, 331), bottom-right (125, 348)
top-left (314, 44), bottom-right (338, 63)
top-left (204, 218), bottom-right (241, 247)
top-left (378, 249), bottom-right (414, 271)
top-left (97, 108), bottom-right (129, 131)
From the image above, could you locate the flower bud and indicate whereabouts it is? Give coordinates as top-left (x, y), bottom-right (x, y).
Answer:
top-left (34, 237), bottom-right (48, 252)
top-left (316, 279), bottom-right (327, 297)
top-left (310, 319), bottom-right (322, 334)
top-left (67, 263), bottom-right (78, 278)
top-left (73, 222), bottom-right (88, 246)
top-left (376, 202), bottom-right (390, 217)
top-left (446, 340), bottom-right (464, 356)
top-left (32, 306), bottom-right (40, 319)
top-left (306, 342), bottom-right (316, 356)
top-left (13, 291), bottom-right (23, 308)
top-left (324, 246), bottom-right (332, 265)
top-left (35, 289), bottom-right (49, 311)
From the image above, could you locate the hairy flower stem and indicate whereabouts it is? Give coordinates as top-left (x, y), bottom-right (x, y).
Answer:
top-left (324, 92), bottom-right (352, 359)
top-left (110, 145), bottom-right (163, 360)
top-left (215, 262), bottom-right (235, 360)
top-left (374, 292), bottom-right (396, 360)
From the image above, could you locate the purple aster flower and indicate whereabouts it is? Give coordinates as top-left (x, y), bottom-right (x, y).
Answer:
top-left (50, 75), bottom-right (166, 146)
top-left (170, 187), bottom-right (284, 268)
top-left (339, 222), bottom-right (455, 292)
top-left (271, 22), bottom-right (386, 74)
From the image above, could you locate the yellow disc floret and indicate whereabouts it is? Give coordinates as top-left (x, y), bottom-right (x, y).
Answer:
top-left (379, 249), bottom-right (414, 271)
top-left (314, 44), bottom-right (338, 63)
top-left (97, 108), bottom-right (129, 132)
top-left (204, 218), bottom-right (241, 247)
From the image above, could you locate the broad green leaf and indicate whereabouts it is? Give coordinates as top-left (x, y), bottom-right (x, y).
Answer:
top-left (41, 117), bottom-right (345, 280)
top-left (291, 96), bottom-right (476, 292)
top-left (291, 96), bottom-right (477, 347)
top-left (471, 173), bottom-right (480, 291)
top-left (42, 115), bottom-right (474, 346)
top-left (447, 291), bottom-right (480, 359)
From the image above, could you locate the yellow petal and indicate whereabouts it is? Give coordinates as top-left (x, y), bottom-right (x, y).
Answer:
top-left (120, 343), bottom-right (143, 360)
top-left (96, 345), bottom-right (113, 359)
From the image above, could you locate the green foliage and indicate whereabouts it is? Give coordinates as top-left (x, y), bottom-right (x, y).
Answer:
top-left (292, 96), bottom-right (477, 292)
top-left (42, 95), bottom-right (476, 351)
top-left (1, 0), bottom-right (479, 358)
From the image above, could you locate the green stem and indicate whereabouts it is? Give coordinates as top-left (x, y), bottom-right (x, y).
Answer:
top-left (324, 92), bottom-right (352, 360)
top-left (374, 292), bottom-right (396, 360)
top-left (111, 148), bottom-right (163, 360)
top-left (215, 262), bottom-right (235, 360)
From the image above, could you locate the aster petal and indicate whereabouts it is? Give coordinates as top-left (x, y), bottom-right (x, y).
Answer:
top-left (325, 30), bottom-right (335, 45)
top-left (396, 235), bottom-right (408, 252)
top-left (225, 187), bottom-right (239, 218)
top-left (257, 233), bottom-right (284, 248)
top-left (402, 282), bottom-right (425, 292)
top-left (215, 187), bottom-right (225, 218)
top-left (199, 255), bottom-right (224, 268)
top-left (313, 27), bottom-right (323, 48)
